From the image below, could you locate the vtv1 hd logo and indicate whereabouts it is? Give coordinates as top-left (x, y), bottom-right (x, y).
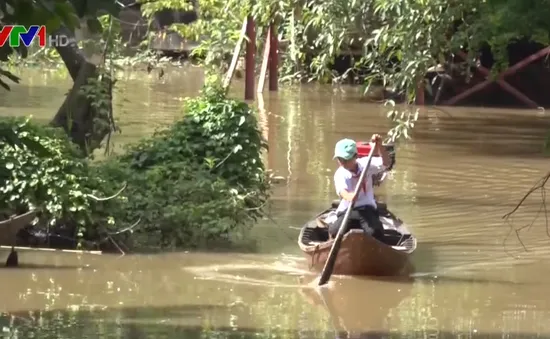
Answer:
top-left (0, 25), bottom-right (70, 48)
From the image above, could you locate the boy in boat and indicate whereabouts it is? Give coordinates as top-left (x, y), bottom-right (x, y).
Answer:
top-left (329, 135), bottom-right (391, 240)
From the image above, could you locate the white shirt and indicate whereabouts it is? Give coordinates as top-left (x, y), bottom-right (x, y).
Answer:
top-left (334, 156), bottom-right (386, 214)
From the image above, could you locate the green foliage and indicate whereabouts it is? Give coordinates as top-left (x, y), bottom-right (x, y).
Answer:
top-left (359, 0), bottom-right (550, 141)
top-left (140, 0), bottom-right (550, 144)
top-left (97, 82), bottom-right (270, 249)
top-left (77, 69), bottom-right (118, 154)
top-left (4, 0), bottom-right (547, 152)
top-left (0, 117), bottom-right (116, 243)
top-left (1, 84), bottom-right (271, 250)
top-left (79, 14), bottom-right (169, 69)
top-left (138, 0), bottom-right (267, 75)
top-left (91, 160), bottom-right (262, 249)
top-left (359, 0), bottom-right (550, 101)
top-left (0, 0), bottom-right (121, 89)
top-left (140, 0), bottom-right (195, 17)
top-left (123, 78), bottom-right (268, 193)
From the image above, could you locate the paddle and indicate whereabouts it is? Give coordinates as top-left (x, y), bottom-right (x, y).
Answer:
top-left (318, 143), bottom-right (377, 286)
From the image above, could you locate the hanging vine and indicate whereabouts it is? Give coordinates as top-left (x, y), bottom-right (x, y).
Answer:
top-left (78, 14), bottom-right (121, 156)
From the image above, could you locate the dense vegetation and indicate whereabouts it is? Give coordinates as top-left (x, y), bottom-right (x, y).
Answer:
top-left (0, 0), bottom-right (273, 251)
top-left (5, 0), bottom-right (550, 141)
top-left (1, 80), bottom-right (270, 251)
top-left (2, 0), bottom-right (550, 251)
top-left (151, 0), bottom-right (550, 141)
top-left (91, 81), bottom-right (270, 250)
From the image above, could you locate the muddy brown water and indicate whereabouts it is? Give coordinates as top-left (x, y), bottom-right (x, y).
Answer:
top-left (1, 67), bottom-right (550, 338)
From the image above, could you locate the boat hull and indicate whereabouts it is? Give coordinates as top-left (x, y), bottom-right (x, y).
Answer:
top-left (298, 205), bottom-right (416, 276)
top-left (0, 210), bottom-right (36, 246)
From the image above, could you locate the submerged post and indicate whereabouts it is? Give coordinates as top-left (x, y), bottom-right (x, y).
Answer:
top-left (245, 16), bottom-right (256, 100)
top-left (222, 18), bottom-right (247, 91)
top-left (257, 28), bottom-right (271, 93)
top-left (268, 22), bottom-right (278, 91)
top-left (415, 79), bottom-right (425, 105)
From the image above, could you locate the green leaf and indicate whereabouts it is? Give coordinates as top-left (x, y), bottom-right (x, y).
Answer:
top-left (86, 18), bottom-right (103, 34)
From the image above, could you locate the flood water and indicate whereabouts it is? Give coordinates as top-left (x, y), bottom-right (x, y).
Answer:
top-left (1, 66), bottom-right (550, 338)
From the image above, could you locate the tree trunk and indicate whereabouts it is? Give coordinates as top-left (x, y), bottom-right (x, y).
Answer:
top-left (49, 27), bottom-right (114, 155)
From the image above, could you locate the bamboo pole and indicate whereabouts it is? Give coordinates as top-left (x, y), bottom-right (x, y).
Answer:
top-left (257, 28), bottom-right (271, 93)
top-left (222, 17), bottom-right (248, 91)
top-left (0, 245), bottom-right (102, 255)
top-left (257, 93), bottom-right (269, 142)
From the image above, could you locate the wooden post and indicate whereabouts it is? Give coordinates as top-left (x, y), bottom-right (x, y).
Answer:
top-left (443, 76), bottom-right (492, 106)
top-left (267, 102), bottom-right (276, 169)
top-left (257, 29), bottom-right (271, 93)
top-left (257, 93), bottom-right (269, 142)
top-left (268, 22), bottom-right (278, 91)
top-left (443, 49), bottom-right (546, 108)
top-left (244, 16), bottom-right (256, 100)
top-left (415, 80), bottom-right (425, 105)
top-left (223, 18), bottom-right (248, 91)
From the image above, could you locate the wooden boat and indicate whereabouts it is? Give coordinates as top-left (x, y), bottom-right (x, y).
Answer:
top-left (298, 201), bottom-right (416, 276)
top-left (0, 210), bottom-right (37, 266)
top-left (0, 210), bottom-right (36, 246)
top-left (300, 276), bottom-right (413, 333)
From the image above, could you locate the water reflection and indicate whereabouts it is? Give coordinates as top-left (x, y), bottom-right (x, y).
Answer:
top-left (300, 277), bottom-right (414, 334)
top-left (3, 270), bottom-right (550, 338)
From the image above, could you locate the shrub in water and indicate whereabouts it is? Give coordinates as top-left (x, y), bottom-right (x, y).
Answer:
top-left (0, 117), bottom-right (120, 245)
top-left (1, 84), bottom-right (271, 251)
top-left (95, 84), bottom-right (271, 249)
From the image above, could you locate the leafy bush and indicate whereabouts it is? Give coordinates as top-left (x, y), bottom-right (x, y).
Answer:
top-left (1, 84), bottom-right (271, 251)
top-left (0, 117), bottom-right (117, 242)
top-left (91, 160), bottom-right (262, 250)
top-left (98, 83), bottom-right (270, 249)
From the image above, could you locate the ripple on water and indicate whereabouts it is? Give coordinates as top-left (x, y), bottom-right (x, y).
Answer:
top-left (185, 254), bottom-right (313, 288)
